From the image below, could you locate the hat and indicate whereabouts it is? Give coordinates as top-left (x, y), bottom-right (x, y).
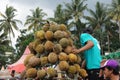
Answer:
top-left (101, 59), bottom-right (119, 69)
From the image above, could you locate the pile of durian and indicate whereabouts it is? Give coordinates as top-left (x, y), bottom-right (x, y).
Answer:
top-left (21, 22), bottom-right (88, 80)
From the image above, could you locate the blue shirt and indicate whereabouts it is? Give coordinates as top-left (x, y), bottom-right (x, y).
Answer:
top-left (80, 33), bottom-right (102, 69)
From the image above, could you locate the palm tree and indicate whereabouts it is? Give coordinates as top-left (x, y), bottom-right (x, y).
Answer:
top-left (84, 2), bottom-right (109, 29)
top-left (48, 4), bottom-right (71, 25)
top-left (108, 0), bottom-right (120, 41)
top-left (15, 29), bottom-right (34, 57)
top-left (25, 7), bottom-right (47, 32)
top-left (0, 6), bottom-right (22, 40)
top-left (0, 5), bottom-right (22, 45)
top-left (0, 27), bottom-right (11, 67)
top-left (64, 0), bottom-right (87, 47)
top-left (64, 0), bottom-right (87, 34)
top-left (84, 2), bottom-right (114, 53)
top-left (0, 27), bottom-right (10, 53)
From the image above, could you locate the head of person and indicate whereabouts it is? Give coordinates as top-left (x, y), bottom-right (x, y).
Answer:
top-left (11, 70), bottom-right (15, 77)
top-left (83, 27), bottom-right (93, 34)
top-left (101, 59), bottom-right (119, 78)
top-left (12, 70), bottom-right (15, 74)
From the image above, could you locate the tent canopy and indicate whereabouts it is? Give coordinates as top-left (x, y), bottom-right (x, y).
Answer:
top-left (7, 46), bottom-right (30, 73)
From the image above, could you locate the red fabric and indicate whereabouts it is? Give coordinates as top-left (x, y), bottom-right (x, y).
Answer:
top-left (8, 64), bottom-right (26, 73)
top-left (7, 46), bottom-right (30, 73)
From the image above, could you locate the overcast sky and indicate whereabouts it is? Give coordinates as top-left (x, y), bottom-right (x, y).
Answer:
top-left (0, 0), bottom-right (111, 47)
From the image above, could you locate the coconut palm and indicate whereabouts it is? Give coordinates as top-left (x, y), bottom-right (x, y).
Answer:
top-left (84, 2), bottom-right (115, 53)
top-left (64, 0), bottom-right (87, 47)
top-left (108, 0), bottom-right (120, 41)
top-left (84, 2), bottom-right (109, 29)
top-left (0, 27), bottom-right (10, 53)
top-left (0, 5), bottom-right (22, 44)
top-left (48, 4), bottom-right (71, 25)
top-left (64, 0), bottom-right (87, 34)
top-left (25, 7), bottom-right (47, 32)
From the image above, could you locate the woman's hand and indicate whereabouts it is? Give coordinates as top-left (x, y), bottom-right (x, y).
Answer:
top-left (72, 48), bottom-right (80, 54)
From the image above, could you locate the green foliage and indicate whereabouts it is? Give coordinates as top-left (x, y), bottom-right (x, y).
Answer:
top-left (102, 51), bottom-right (120, 59)
top-left (0, 27), bottom-right (15, 67)
top-left (48, 4), bottom-right (71, 25)
top-left (0, 5), bottom-right (22, 47)
top-left (15, 29), bottom-right (34, 57)
top-left (24, 7), bottom-right (47, 32)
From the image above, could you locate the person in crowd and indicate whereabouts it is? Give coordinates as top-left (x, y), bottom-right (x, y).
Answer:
top-left (101, 59), bottom-right (120, 80)
top-left (10, 70), bottom-right (16, 80)
top-left (11, 70), bottom-right (15, 77)
top-left (72, 27), bottom-right (102, 80)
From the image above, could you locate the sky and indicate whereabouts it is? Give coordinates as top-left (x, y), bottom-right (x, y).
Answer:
top-left (0, 0), bottom-right (111, 48)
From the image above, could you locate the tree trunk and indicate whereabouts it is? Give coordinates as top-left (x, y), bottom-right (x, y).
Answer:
top-left (8, 31), bottom-right (12, 46)
top-left (118, 21), bottom-right (120, 41)
top-left (107, 34), bottom-right (110, 52)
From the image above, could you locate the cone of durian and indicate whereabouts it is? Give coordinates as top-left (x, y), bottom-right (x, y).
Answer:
top-left (24, 22), bottom-right (84, 79)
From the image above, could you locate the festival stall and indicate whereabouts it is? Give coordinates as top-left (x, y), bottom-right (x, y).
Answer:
top-left (7, 46), bottom-right (30, 73)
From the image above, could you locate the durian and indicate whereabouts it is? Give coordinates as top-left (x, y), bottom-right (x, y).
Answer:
top-left (47, 68), bottom-right (57, 77)
top-left (68, 53), bottom-right (77, 63)
top-left (68, 65), bottom-right (77, 74)
top-left (26, 68), bottom-right (37, 78)
top-left (59, 38), bottom-right (69, 48)
top-left (24, 54), bottom-right (34, 66)
top-left (78, 69), bottom-right (88, 78)
top-left (28, 56), bottom-right (40, 67)
top-left (58, 52), bottom-right (68, 61)
top-left (40, 56), bottom-right (48, 66)
top-left (64, 46), bottom-right (73, 54)
top-left (37, 69), bottom-right (47, 79)
top-left (48, 52), bottom-right (58, 64)
top-left (34, 30), bottom-right (45, 40)
top-left (54, 30), bottom-right (64, 39)
top-left (45, 30), bottom-right (54, 40)
top-left (58, 61), bottom-right (69, 71)
top-left (44, 40), bottom-right (54, 51)
top-left (53, 44), bottom-right (62, 54)
top-left (35, 44), bottom-right (44, 54)
top-left (58, 24), bottom-right (67, 31)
